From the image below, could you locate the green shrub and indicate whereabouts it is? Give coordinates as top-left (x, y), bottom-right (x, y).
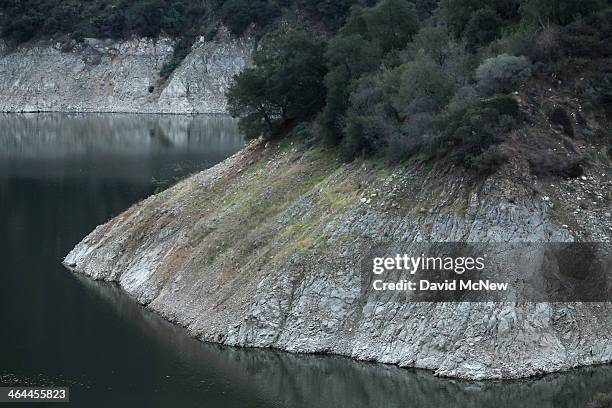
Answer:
top-left (475, 54), bottom-right (532, 95)
top-left (325, 34), bottom-right (382, 79)
top-left (411, 24), bottom-right (452, 65)
top-left (204, 27), bottom-right (219, 41)
top-left (411, 24), bottom-right (465, 62)
top-left (0, 0), bottom-right (209, 62)
top-left (319, 34), bottom-right (382, 145)
top-left (390, 112), bottom-right (443, 162)
top-left (361, 0), bottom-right (419, 54)
top-left (160, 34), bottom-right (195, 79)
top-left (527, 25), bottom-right (562, 63)
top-left (390, 52), bottom-right (455, 117)
top-left (339, 0), bottom-right (419, 54)
top-left (546, 105), bottom-right (574, 136)
top-left (489, 24), bottom-right (535, 56)
top-left (445, 95), bottom-right (519, 171)
top-left (337, 5), bottom-right (369, 37)
top-left (440, 0), bottom-right (487, 39)
top-left (480, 94), bottom-right (520, 116)
top-left (292, 122), bottom-right (312, 139)
top-left (413, 0), bottom-right (439, 19)
top-left (298, 0), bottom-right (357, 31)
top-left (471, 144), bottom-right (511, 174)
top-left (523, 9), bottom-right (612, 65)
top-left (318, 70), bottom-right (351, 145)
top-left (558, 9), bottom-right (612, 58)
top-left (529, 153), bottom-right (586, 178)
top-left (341, 115), bottom-right (371, 161)
top-left (464, 8), bottom-right (502, 48)
top-left (440, 0), bottom-right (519, 39)
top-left (336, 50), bottom-right (457, 162)
top-left (159, 61), bottom-right (178, 79)
top-left (226, 27), bottom-right (328, 139)
top-left (340, 74), bottom-right (403, 160)
top-left (408, 24), bottom-right (473, 88)
top-left (218, 0), bottom-right (280, 35)
top-left (520, 0), bottom-right (606, 26)
top-left (228, 69), bottom-right (272, 139)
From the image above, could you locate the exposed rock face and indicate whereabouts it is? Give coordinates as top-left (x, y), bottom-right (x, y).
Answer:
top-left (0, 34), bottom-right (252, 113)
top-left (65, 134), bottom-right (612, 380)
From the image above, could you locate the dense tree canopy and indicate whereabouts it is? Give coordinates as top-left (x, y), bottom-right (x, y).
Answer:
top-left (361, 0), bottom-right (419, 53)
top-left (226, 0), bottom-right (610, 174)
top-left (0, 0), bottom-right (209, 42)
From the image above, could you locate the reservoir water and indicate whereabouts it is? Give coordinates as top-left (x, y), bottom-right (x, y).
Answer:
top-left (1, 113), bottom-right (611, 407)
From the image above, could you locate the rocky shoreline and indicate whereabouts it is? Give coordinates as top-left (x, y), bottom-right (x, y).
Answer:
top-left (64, 133), bottom-right (612, 380)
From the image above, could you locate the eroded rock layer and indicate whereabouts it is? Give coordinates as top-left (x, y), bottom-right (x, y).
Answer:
top-left (0, 34), bottom-right (251, 114)
top-left (65, 134), bottom-right (612, 380)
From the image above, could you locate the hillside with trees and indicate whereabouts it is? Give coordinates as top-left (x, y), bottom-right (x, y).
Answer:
top-left (226, 0), bottom-right (611, 174)
top-left (0, 0), bottom-right (356, 78)
top-left (3, 0), bottom-right (609, 174)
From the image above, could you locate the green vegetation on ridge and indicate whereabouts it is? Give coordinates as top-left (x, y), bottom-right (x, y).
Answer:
top-left (2, 0), bottom-right (610, 174)
top-left (226, 0), bottom-right (612, 174)
top-left (0, 0), bottom-right (359, 77)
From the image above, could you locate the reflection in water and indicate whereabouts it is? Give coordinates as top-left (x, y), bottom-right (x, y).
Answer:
top-left (1, 113), bottom-right (611, 408)
top-left (0, 113), bottom-right (243, 181)
top-left (77, 274), bottom-right (612, 408)
top-left (0, 113), bottom-right (241, 157)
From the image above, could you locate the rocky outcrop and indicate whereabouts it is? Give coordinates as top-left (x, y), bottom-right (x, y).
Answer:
top-left (64, 130), bottom-right (612, 380)
top-left (0, 33), bottom-right (252, 113)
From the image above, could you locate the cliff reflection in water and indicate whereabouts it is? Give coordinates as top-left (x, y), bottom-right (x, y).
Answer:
top-left (77, 273), bottom-right (612, 408)
top-left (0, 112), bottom-right (243, 181)
top-left (0, 112), bottom-right (248, 408)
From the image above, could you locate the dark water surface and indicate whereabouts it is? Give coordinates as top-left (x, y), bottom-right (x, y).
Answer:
top-left (1, 113), bottom-right (611, 408)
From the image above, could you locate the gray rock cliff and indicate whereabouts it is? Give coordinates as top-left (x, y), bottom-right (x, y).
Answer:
top-left (0, 34), bottom-right (252, 113)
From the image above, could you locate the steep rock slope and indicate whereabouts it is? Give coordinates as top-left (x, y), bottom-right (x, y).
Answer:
top-left (0, 33), bottom-right (251, 113)
top-left (65, 105), bottom-right (612, 379)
